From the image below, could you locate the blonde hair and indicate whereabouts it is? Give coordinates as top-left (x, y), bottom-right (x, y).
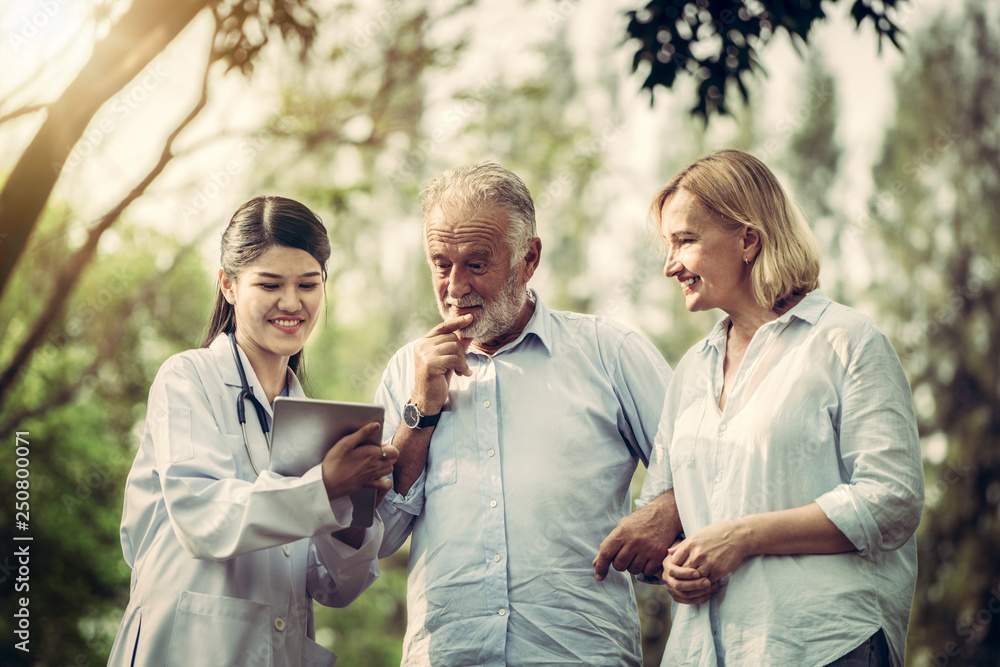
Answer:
top-left (650, 149), bottom-right (821, 310)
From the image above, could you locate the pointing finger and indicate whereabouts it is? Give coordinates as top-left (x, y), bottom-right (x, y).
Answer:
top-left (428, 314), bottom-right (474, 337)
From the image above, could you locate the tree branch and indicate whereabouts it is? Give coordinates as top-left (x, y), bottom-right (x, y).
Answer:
top-left (0, 104), bottom-right (49, 127)
top-left (0, 228), bottom-right (213, 436)
top-left (0, 0), bottom-right (209, 300)
top-left (0, 47), bottom-right (217, 411)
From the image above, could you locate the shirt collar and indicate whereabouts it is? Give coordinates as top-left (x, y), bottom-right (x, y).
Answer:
top-left (776, 289), bottom-right (830, 326)
top-left (479, 288), bottom-right (553, 357)
top-left (697, 290), bottom-right (830, 355)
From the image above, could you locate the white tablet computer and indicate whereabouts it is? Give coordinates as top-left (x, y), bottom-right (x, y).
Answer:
top-left (270, 396), bottom-right (385, 528)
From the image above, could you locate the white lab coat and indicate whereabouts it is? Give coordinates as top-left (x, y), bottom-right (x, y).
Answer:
top-left (108, 335), bottom-right (382, 667)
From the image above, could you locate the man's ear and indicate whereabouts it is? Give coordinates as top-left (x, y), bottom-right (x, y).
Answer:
top-left (520, 237), bottom-right (542, 282)
top-left (220, 268), bottom-right (237, 305)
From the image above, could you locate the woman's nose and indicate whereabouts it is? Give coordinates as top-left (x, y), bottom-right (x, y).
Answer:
top-left (663, 249), bottom-right (681, 278)
top-left (278, 287), bottom-right (301, 312)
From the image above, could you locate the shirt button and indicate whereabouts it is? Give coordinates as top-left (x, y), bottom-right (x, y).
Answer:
top-left (488, 449), bottom-right (495, 457)
top-left (483, 400), bottom-right (491, 408)
top-left (274, 617), bottom-right (286, 631)
top-left (720, 424), bottom-right (727, 432)
top-left (498, 609), bottom-right (506, 616)
top-left (493, 554), bottom-right (501, 562)
top-left (282, 544), bottom-right (291, 557)
top-left (490, 499), bottom-right (497, 508)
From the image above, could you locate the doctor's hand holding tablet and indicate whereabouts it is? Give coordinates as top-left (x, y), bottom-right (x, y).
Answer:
top-left (109, 195), bottom-right (394, 667)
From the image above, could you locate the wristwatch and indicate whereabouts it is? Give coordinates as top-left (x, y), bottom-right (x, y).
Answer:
top-left (403, 401), bottom-right (442, 429)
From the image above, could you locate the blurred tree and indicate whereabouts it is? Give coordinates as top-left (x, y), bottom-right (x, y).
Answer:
top-left (624, 0), bottom-right (910, 120)
top-left (861, 3), bottom-right (1000, 665)
top-left (0, 0), bottom-right (321, 410)
top-left (0, 213), bottom-right (213, 666)
top-left (0, 0), bottom-right (320, 299)
top-left (773, 54), bottom-right (851, 304)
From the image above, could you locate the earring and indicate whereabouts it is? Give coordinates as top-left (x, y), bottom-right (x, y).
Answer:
top-left (744, 257), bottom-right (750, 265)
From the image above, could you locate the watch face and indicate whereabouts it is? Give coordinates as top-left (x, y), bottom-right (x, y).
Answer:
top-left (403, 402), bottom-right (421, 428)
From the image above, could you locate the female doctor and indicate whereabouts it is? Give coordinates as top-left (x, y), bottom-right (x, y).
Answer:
top-left (108, 196), bottom-right (398, 667)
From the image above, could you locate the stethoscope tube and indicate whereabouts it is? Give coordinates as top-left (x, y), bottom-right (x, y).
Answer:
top-left (228, 333), bottom-right (272, 476)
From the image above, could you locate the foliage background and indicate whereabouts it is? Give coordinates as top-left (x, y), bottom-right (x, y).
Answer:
top-left (1, 1), bottom-right (998, 665)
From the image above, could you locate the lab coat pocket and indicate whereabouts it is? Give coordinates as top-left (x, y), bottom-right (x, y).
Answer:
top-left (424, 411), bottom-right (456, 495)
top-left (166, 591), bottom-right (272, 667)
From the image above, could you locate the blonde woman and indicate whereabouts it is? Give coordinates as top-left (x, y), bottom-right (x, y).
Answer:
top-left (641, 150), bottom-right (923, 666)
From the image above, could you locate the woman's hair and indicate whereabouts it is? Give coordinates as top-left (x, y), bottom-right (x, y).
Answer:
top-left (421, 161), bottom-right (537, 268)
top-left (650, 149), bottom-right (821, 311)
top-left (203, 196), bottom-right (331, 376)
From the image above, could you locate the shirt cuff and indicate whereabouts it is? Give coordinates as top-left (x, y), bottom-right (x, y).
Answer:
top-left (383, 477), bottom-right (426, 517)
top-left (303, 464), bottom-right (354, 531)
top-left (815, 485), bottom-right (876, 554)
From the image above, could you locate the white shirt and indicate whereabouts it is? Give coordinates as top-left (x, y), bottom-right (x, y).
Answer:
top-left (376, 292), bottom-right (673, 667)
top-left (108, 335), bottom-right (383, 667)
top-left (640, 291), bottom-right (923, 667)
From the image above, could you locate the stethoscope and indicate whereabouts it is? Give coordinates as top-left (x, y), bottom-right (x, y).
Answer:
top-left (229, 333), bottom-right (271, 476)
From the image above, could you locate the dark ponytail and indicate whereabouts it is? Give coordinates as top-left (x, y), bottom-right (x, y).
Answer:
top-left (203, 196), bottom-right (331, 378)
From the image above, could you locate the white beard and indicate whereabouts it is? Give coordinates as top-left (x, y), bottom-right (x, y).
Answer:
top-left (438, 269), bottom-right (528, 343)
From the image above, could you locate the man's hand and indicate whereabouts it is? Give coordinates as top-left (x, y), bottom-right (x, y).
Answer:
top-left (411, 315), bottom-right (474, 414)
top-left (593, 490), bottom-right (681, 581)
top-left (392, 315), bottom-right (474, 496)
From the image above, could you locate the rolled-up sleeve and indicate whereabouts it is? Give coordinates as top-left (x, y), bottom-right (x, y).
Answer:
top-left (814, 328), bottom-right (924, 555)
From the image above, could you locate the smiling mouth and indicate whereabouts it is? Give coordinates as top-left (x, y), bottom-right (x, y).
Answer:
top-left (681, 276), bottom-right (700, 288)
top-left (270, 318), bottom-right (304, 331)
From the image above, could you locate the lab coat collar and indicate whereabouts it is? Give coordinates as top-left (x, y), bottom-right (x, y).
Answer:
top-left (208, 334), bottom-right (305, 417)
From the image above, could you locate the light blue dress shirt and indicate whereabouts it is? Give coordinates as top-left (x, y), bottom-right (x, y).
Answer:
top-left (376, 291), bottom-right (673, 666)
top-left (639, 291), bottom-right (924, 667)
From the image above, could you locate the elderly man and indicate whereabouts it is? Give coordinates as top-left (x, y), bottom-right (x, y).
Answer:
top-left (375, 161), bottom-right (679, 666)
